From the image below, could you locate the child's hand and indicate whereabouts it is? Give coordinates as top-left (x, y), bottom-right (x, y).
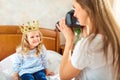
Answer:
top-left (13, 73), bottom-right (19, 80)
top-left (46, 69), bottom-right (55, 76)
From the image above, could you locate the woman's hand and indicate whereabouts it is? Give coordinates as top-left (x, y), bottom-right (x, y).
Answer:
top-left (57, 18), bottom-right (75, 42)
top-left (13, 73), bottom-right (19, 80)
top-left (45, 69), bottom-right (55, 76)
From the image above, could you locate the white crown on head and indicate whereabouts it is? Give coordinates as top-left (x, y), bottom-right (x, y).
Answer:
top-left (19, 20), bottom-right (40, 34)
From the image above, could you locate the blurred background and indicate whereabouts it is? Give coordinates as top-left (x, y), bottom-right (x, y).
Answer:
top-left (0, 0), bottom-right (119, 45)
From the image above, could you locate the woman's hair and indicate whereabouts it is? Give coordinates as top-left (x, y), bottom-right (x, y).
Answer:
top-left (17, 30), bottom-right (43, 56)
top-left (75, 0), bottom-right (120, 79)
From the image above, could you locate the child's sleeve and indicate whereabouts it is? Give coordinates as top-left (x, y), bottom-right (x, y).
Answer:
top-left (12, 53), bottom-right (23, 73)
top-left (41, 45), bottom-right (48, 69)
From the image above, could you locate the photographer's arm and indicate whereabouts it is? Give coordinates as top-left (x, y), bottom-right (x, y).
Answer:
top-left (57, 18), bottom-right (81, 80)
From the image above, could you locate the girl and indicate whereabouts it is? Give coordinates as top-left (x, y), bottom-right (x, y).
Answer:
top-left (13, 21), bottom-right (54, 80)
top-left (57, 0), bottom-right (120, 80)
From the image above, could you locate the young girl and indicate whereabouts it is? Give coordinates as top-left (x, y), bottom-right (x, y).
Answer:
top-left (13, 21), bottom-right (54, 80)
top-left (57, 0), bottom-right (120, 80)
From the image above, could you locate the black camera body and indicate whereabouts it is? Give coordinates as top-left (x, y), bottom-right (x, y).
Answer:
top-left (56, 9), bottom-right (81, 31)
top-left (65, 9), bottom-right (80, 28)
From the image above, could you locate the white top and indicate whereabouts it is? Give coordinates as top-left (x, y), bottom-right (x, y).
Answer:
top-left (71, 34), bottom-right (113, 80)
top-left (13, 45), bottom-right (48, 76)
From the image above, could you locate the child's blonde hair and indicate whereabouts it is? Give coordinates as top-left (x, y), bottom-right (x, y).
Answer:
top-left (17, 21), bottom-right (43, 56)
top-left (17, 30), bottom-right (43, 56)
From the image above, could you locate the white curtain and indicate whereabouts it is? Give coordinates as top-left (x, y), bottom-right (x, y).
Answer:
top-left (113, 0), bottom-right (120, 26)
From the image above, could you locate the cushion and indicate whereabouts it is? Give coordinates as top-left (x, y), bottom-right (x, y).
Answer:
top-left (46, 50), bottom-right (62, 74)
top-left (0, 50), bottom-right (62, 80)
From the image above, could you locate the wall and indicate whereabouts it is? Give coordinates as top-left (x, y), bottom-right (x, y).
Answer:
top-left (0, 0), bottom-right (72, 45)
top-left (0, 0), bottom-right (72, 29)
top-left (0, 0), bottom-right (119, 45)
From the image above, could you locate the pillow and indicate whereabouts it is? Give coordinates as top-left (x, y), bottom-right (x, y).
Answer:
top-left (0, 54), bottom-right (15, 80)
top-left (46, 50), bottom-right (62, 74)
top-left (0, 65), bottom-right (7, 80)
top-left (0, 50), bottom-right (62, 80)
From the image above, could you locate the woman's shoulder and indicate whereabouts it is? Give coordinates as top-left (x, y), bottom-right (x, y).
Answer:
top-left (81, 33), bottom-right (103, 43)
top-left (87, 34), bottom-right (104, 52)
top-left (89, 34), bottom-right (103, 43)
top-left (78, 33), bottom-right (103, 43)
top-left (77, 34), bottom-right (104, 50)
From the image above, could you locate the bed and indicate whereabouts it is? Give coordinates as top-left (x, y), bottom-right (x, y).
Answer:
top-left (0, 25), bottom-right (62, 80)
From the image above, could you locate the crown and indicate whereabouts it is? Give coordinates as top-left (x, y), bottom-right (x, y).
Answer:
top-left (19, 20), bottom-right (40, 34)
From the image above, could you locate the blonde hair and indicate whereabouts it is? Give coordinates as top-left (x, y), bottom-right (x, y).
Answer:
top-left (75, 0), bottom-right (120, 79)
top-left (17, 30), bottom-right (43, 56)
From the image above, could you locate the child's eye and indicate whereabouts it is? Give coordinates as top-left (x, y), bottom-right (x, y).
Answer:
top-left (30, 36), bottom-right (34, 38)
top-left (36, 35), bottom-right (40, 37)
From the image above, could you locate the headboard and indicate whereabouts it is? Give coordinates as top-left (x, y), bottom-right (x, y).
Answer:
top-left (0, 25), bottom-right (60, 61)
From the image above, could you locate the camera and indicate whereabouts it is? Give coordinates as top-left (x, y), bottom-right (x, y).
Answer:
top-left (56, 9), bottom-right (81, 31)
top-left (65, 9), bottom-right (80, 28)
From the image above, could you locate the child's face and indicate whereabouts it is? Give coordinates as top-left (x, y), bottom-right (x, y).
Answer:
top-left (27, 30), bottom-right (41, 49)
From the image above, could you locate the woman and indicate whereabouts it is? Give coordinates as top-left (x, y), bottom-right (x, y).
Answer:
top-left (57, 0), bottom-right (120, 80)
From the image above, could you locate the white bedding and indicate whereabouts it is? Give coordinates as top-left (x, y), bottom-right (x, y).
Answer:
top-left (0, 50), bottom-right (62, 80)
